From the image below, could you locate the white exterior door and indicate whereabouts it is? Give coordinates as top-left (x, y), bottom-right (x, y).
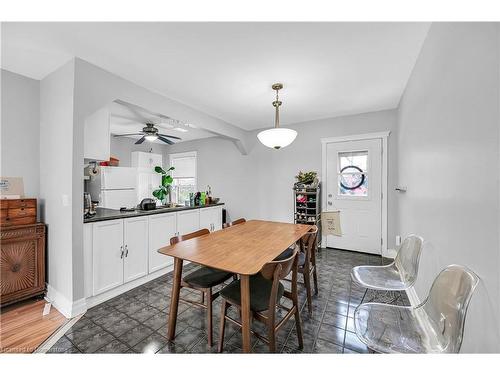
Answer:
top-left (123, 217), bottom-right (149, 283)
top-left (92, 219), bottom-right (124, 295)
top-left (326, 138), bottom-right (382, 254)
top-left (148, 212), bottom-right (176, 273)
top-left (177, 209), bottom-right (200, 235)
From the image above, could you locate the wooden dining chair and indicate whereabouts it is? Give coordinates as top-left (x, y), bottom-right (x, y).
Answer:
top-left (275, 225), bottom-right (319, 314)
top-left (170, 228), bottom-right (234, 346)
top-left (217, 248), bottom-right (303, 353)
top-left (222, 218), bottom-right (246, 228)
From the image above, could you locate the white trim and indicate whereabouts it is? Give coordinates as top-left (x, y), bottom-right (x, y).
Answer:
top-left (85, 265), bottom-right (173, 309)
top-left (320, 131), bottom-right (391, 144)
top-left (46, 285), bottom-right (87, 319)
top-left (321, 131), bottom-right (390, 255)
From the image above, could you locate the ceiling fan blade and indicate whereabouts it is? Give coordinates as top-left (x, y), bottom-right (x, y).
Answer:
top-left (158, 133), bottom-right (182, 140)
top-left (135, 136), bottom-right (146, 144)
top-left (113, 133), bottom-right (143, 137)
top-left (157, 135), bottom-right (174, 145)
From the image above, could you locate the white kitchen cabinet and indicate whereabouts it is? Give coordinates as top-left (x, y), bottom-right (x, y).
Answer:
top-left (92, 219), bottom-right (124, 295)
top-left (83, 223), bottom-right (93, 298)
top-left (123, 217), bottom-right (149, 283)
top-left (148, 212), bottom-right (176, 273)
top-left (176, 209), bottom-right (200, 235)
top-left (84, 106), bottom-right (111, 161)
top-left (200, 205), bottom-right (223, 232)
top-left (132, 151), bottom-right (163, 169)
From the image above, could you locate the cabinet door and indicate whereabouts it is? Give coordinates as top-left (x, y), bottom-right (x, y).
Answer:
top-left (123, 217), bottom-right (149, 283)
top-left (212, 206), bottom-right (223, 231)
top-left (84, 106), bottom-right (110, 161)
top-left (93, 219), bottom-right (124, 295)
top-left (149, 213), bottom-right (176, 273)
top-left (199, 207), bottom-right (213, 231)
top-left (83, 223), bottom-right (93, 298)
top-left (177, 209), bottom-right (200, 235)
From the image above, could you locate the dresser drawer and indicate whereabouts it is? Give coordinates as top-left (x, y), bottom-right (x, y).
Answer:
top-left (8, 207), bottom-right (36, 218)
top-left (0, 216), bottom-right (36, 226)
top-left (6, 199), bottom-right (36, 209)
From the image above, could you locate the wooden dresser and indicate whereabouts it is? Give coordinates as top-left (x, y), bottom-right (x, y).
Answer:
top-left (0, 199), bottom-right (46, 306)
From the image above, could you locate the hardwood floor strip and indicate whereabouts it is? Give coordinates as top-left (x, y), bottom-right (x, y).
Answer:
top-left (0, 299), bottom-right (67, 353)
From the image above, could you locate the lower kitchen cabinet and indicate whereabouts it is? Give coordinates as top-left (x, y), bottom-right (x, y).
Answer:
top-left (200, 206), bottom-right (223, 232)
top-left (92, 219), bottom-right (124, 295)
top-left (84, 205), bottom-right (223, 304)
top-left (123, 217), bottom-right (149, 283)
top-left (148, 212), bottom-right (176, 273)
top-left (176, 209), bottom-right (200, 235)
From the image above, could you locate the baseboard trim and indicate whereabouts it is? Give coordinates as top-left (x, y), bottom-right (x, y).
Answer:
top-left (85, 265), bottom-right (173, 309)
top-left (46, 285), bottom-right (87, 318)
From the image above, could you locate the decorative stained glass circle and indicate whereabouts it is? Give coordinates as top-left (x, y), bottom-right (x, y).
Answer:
top-left (339, 165), bottom-right (365, 190)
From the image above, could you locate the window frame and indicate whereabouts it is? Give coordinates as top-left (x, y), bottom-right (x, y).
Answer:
top-left (169, 151), bottom-right (197, 202)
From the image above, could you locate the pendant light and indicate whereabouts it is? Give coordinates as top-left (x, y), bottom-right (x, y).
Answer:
top-left (257, 83), bottom-right (297, 149)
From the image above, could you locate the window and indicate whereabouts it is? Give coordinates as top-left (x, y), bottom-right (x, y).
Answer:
top-left (169, 151), bottom-right (197, 204)
top-left (338, 150), bottom-right (368, 197)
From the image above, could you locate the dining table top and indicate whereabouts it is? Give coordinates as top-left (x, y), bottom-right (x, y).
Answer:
top-left (157, 219), bottom-right (312, 275)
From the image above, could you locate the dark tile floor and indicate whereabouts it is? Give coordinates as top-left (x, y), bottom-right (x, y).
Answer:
top-left (49, 248), bottom-right (408, 354)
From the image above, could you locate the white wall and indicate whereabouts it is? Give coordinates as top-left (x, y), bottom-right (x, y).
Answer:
top-left (168, 109), bottom-right (398, 247)
top-left (109, 136), bottom-right (169, 167)
top-left (39, 60), bottom-right (77, 315)
top-left (397, 23), bottom-right (500, 352)
top-left (1, 69), bottom-right (40, 203)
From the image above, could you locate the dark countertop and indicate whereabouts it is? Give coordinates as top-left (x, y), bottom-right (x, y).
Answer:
top-left (84, 202), bottom-right (225, 223)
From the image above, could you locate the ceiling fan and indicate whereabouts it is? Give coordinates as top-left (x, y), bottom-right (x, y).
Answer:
top-left (113, 122), bottom-right (181, 145)
top-left (112, 99), bottom-right (183, 145)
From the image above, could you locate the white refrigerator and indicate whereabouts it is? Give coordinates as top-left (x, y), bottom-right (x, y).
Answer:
top-left (88, 166), bottom-right (138, 209)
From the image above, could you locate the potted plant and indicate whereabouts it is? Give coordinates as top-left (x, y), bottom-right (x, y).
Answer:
top-left (295, 171), bottom-right (318, 186)
top-left (152, 166), bottom-right (175, 206)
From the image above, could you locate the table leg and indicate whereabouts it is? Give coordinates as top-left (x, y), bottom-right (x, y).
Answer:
top-left (168, 257), bottom-right (183, 340)
top-left (240, 274), bottom-right (251, 353)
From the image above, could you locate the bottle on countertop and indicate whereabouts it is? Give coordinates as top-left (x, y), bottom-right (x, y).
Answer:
top-left (200, 192), bottom-right (206, 206)
top-left (194, 192), bottom-right (201, 206)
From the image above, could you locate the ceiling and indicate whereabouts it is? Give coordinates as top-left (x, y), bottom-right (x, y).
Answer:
top-left (1, 22), bottom-right (430, 130)
top-left (109, 101), bottom-right (216, 144)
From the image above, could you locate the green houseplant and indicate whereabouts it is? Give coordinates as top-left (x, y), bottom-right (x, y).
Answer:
top-left (152, 166), bottom-right (175, 206)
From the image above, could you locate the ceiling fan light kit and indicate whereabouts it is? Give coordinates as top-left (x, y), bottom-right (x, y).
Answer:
top-left (257, 83), bottom-right (297, 150)
top-left (113, 122), bottom-right (181, 145)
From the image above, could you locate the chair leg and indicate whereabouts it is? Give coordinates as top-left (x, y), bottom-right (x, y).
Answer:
top-left (303, 271), bottom-right (313, 314)
top-left (268, 322), bottom-right (276, 353)
top-left (312, 266), bottom-right (319, 296)
top-left (206, 288), bottom-right (213, 346)
top-left (293, 295), bottom-right (304, 349)
top-left (217, 299), bottom-right (228, 353)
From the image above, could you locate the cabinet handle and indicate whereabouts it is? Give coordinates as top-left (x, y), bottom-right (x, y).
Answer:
top-left (124, 244), bottom-right (129, 258)
top-left (120, 245), bottom-right (124, 259)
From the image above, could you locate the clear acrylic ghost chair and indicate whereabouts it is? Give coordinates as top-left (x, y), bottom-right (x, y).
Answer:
top-left (354, 265), bottom-right (480, 353)
top-left (350, 235), bottom-right (424, 293)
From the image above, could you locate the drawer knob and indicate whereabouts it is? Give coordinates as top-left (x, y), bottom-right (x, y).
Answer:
top-left (11, 263), bottom-right (21, 273)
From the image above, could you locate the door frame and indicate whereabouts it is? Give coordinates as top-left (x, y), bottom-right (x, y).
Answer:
top-left (321, 131), bottom-right (390, 255)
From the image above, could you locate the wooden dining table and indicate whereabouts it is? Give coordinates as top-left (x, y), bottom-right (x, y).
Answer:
top-left (157, 219), bottom-right (311, 353)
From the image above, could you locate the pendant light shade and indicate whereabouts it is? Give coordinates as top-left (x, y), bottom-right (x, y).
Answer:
top-left (257, 128), bottom-right (297, 149)
top-left (258, 83), bottom-right (297, 149)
